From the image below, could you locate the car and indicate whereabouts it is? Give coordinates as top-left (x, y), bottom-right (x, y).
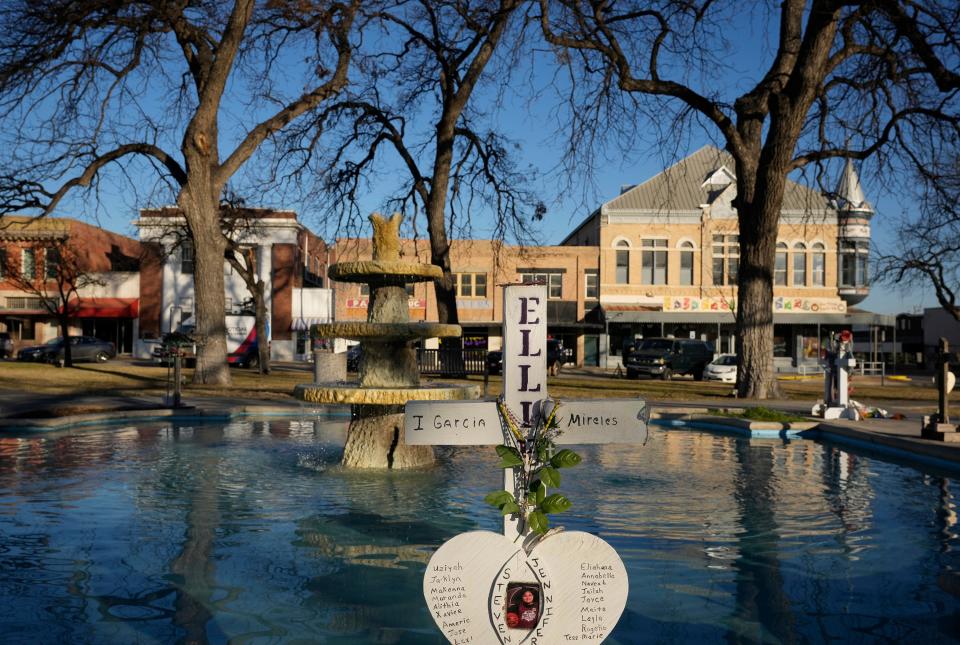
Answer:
top-left (18, 336), bottom-right (116, 364)
top-left (0, 332), bottom-right (12, 359)
top-left (346, 344), bottom-right (362, 372)
top-left (486, 350), bottom-right (503, 375)
top-left (623, 337), bottom-right (715, 380)
top-left (704, 353), bottom-right (738, 383)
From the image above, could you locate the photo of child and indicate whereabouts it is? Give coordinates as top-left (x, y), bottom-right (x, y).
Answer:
top-left (504, 583), bottom-right (541, 630)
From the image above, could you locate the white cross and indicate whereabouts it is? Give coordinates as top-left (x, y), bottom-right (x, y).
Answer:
top-left (405, 284), bottom-right (648, 541)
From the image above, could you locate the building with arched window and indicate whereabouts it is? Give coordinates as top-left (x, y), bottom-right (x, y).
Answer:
top-left (561, 145), bottom-right (892, 369)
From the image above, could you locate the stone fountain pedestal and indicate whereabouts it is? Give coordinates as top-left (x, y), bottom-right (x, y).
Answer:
top-left (294, 213), bottom-right (479, 468)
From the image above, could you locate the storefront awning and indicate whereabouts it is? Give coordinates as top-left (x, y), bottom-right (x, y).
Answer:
top-left (602, 306), bottom-right (895, 326)
top-left (65, 298), bottom-right (139, 318)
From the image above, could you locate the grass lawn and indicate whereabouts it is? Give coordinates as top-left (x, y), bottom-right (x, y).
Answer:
top-left (0, 359), bottom-right (939, 414)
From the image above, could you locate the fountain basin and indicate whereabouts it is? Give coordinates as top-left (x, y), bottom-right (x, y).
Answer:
top-left (294, 382), bottom-right (481, 405)
top-left (329, 260), bottom-right (442, 283)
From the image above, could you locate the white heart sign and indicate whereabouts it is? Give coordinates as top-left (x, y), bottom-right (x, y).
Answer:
top-left (424, 530), bottom-right (628, 644)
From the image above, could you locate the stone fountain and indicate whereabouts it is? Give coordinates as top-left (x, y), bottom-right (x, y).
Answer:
top-left (294, 213), bottom-right (480, 469)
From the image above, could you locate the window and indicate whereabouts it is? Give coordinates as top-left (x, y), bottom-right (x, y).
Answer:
top-left (641, 239), bottom-right (667, 285)
top-left (456, 272), bottom-right (487, 298)
top-left (774, 242), bottom-right (788, 286)
top-left (712, 235), bottom-right (739, 285)
top-left (615, 240), bottom-right (630, 284)
top-left (840, 240), bottom-right (869, 287)
top-left (584, 270), bottom-right (598, 299)
top-left (45, 248), bottom-right (59, 280)
top-left (811, 242), bottom-right (825, 286)
top-left (520, 271), bottom-right (562, 298)
top-left (21, 248), bottom-right (35, 279)
top-left (792, 242), bottom-right (806, 286)
top-left (225, 297), bottom-right (232, 314)
top-left (181, 241), bottom-right (195, 274)
top-left (679, 241), bottom-right (694, 286)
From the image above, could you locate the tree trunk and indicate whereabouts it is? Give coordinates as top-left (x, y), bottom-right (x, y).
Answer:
top-left (735, 159), bottom-right (789, 399)
top-left (59, 317), bottom-right (72, 367)
top-left (254, 282), bottom-right (270, 375)
top-left (180, 189), bottom-right (231, 385)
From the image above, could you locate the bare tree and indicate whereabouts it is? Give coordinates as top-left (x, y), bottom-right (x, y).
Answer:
top-left (283, 0), bottom-right (538, 330)
top-left (141, 202), bottom-right (274, 374)
top-left (0, 0), bottom-right (359, 384)
top-left (877, 138), bottom-right (960, 319)
top-left (539, 0), bottom-right (960, 398)
top-left (0, 235), bottom-right (105, 367)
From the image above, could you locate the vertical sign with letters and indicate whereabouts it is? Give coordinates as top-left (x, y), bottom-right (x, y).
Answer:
top-left (503, 284), bottom-right (548, 426)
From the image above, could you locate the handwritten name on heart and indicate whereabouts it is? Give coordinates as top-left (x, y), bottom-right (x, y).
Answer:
top-left (424, 530), bottom-right (628, 644)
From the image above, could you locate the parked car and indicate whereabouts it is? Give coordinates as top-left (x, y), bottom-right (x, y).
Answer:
top-left (18, 336), bottom-right (116, 364)
top-left (704, 354), bottom-right (738, 383)
top-left (0, 332), bottom-right (13, 359)
top-left (623, 337), bottom-right (715, 380)
top-left (486, 350), bottom-right (503, 375)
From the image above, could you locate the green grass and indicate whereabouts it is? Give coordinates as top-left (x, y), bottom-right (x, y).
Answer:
top-left (710, 406), bottom-right (809, 423)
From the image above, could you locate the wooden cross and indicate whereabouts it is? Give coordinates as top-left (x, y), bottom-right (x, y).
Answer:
top-left (405, 283), bottom-right (648, 541)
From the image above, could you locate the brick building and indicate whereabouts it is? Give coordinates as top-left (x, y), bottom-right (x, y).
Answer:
top-left (561, 145), bottom-right (891, 368)
top-left (135, 208), bottom-right (333, 360)
top-left (0, 216), bottom-right (142, 354)
top-left (330, 237), bottom-right (602, 363)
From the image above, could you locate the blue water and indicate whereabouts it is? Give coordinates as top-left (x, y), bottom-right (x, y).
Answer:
top-left (1, 418), bottom-right (960, 644)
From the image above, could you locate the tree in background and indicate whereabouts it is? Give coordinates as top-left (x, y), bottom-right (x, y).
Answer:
top-left (0, 235), bottom-right (104, 367)
top-left (0, 0), bottom-right (359, 384)
top-left (878, 144), bottom-right (960, 319)
top-left (279, 0), bottom-right (539, 331)
top-left (539, 0), bottom-right (959, 398)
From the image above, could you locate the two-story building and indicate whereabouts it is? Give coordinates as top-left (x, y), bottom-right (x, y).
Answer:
top-left (561, 145), bottom-right (891, 368)
top-left (135, 208), bottom-right (333, 361)
top-left (0, 216), bottom-right (142, 354)
top-left (329, 237), bottom-right (602, 362)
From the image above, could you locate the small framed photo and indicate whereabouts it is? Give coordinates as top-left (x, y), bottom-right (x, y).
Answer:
top-left (504, 582), bottom-right (541, 630)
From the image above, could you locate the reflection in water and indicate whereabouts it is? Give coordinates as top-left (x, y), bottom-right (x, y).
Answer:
top-left (726, 440), bottom-right (795, 644)
top-left (1, 421), bottom-right (960, 643)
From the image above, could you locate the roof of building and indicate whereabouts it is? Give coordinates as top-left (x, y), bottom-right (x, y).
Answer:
top-left (0, 215), bottom-right (70, 239)
top-left (602, 145), bottom-right (833, 214)
top-left (834, 159), bottom-right (873, 212)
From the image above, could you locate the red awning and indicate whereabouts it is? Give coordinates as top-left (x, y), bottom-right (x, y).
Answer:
top-left (64, 298), bottom-right (139, 318)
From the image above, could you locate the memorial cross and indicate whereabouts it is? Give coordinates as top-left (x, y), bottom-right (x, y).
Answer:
top-left (407, 284), bottom-right (647, 644)
top-left (406, 283), bottom-right (648, 538)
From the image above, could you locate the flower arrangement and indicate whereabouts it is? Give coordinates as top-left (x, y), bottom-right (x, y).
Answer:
top-left (484, 396), bottom-right (582, 535)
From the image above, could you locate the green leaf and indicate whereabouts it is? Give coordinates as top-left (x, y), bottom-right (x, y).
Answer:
top-left (539, 466), bottom-right (561, 488)
top-left (484, 490), bottom-right (515, 507)
top-left (550, 449), bottom-right (582, 469)
top-left (528, 510), bottom-right (549, 535)
top-left (540, 494), bottom-right (572, 514)
top-left (496, 445), bottom-right (523, 468)
top-left (526, 492), bottom-right (538, 506)
top-left (536, 481), bottom-right (546, 504)
top-left (500, 501), bottom-right (521, 516)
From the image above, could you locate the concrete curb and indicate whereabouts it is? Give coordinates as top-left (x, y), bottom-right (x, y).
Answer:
top-left (0, 403), bottom-right (351, 432)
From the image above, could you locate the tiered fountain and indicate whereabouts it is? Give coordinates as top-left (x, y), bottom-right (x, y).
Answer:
top-left (294, 213), bottom-right (480, 469)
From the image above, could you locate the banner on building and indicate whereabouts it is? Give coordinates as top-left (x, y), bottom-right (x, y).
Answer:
top-left (663, 296), bottom-right (846, 314)
top-left (347, 297), bottom-right (426, 309)
top-left (663, 297), bottom-right (736, 312)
